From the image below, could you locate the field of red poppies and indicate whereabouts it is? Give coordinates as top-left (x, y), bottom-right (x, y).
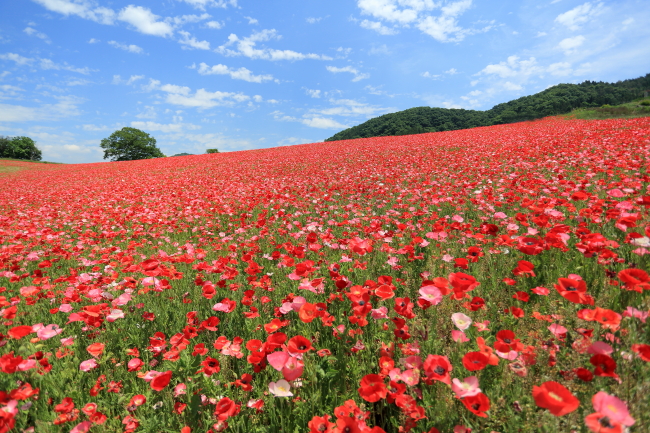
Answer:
top-left (1, 116), bottom-right (649, 433)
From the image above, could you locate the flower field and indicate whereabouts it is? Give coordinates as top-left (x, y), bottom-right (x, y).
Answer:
top-left (1, 117), bottom-right (650, 433)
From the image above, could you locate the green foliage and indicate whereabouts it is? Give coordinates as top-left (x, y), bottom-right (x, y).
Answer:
top-left (0, 135), bottom-right (42, 161)
top-left (325, 72), bottom-right (650, 141)
top-left (171, 152), bottom-right (194, 157)
top-left (206, 148), bottom-right (220, 154)
top-left (640, 100), bottom-right (650, 106)
top-left (100, 127), bottom-right (165, 162)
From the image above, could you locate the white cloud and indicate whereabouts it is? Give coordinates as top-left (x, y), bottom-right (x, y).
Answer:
top-left (108, 40), bottom-right (144, 54)
top-left (357, 0), bottom-right (486, 42)
top-left (81, 124), bottom-right (109, 131)
top-left (88, 38), bottom-right (100, 43)
top-left (305, 88), bottom-right (321, 98)
top-left (170, 13), bottom-right (211, 26)
top-left (558, 35), bottom-right (585, 55)
top-left (478, 55), bottom-right (540, 78)
top-left (135, 105), bottom-right (157, 119)
top-left (502, 81), bottom-right (522, 91)
top-left (206, 21), bottom-right (224, 29)
top-left (555, 2), bottom-right (605, 31)
top-left (32, 0), bottom-right (116, 25)
top-left (178, 31), bottom-right (210, 50)
top-left (112, 74), bottom-right (145, 85)
top-left (131, 121), bottom-right (201, 133)
top-left (24, 27), bottom-right (51, 43)
top-left (118, 5), bottom-right (174, 37)
top-left (244, 16), bottom-right (258, 25)
top-left (359, 19), bottom-right (398, 35)
top-left (0, 53), bottom-right (34, 66)
top-left (196, 62), bottom-right (273, 83)
top-left (306, 17), bottom-right (322, 24)
top-left (445, 68), bottom-right (458, 74)
top-left (39, 58), bottom-right (93, 74)
top-left (0, 84), bottom-right (23, 99)
top-left (326, 65), bottom-right (369, 82)
top-left (312, 98), bottom-right (390, 117)
top-left (536, 31), bottom-right (547, 37)
top-left (301, 117), bottom-right (348, 129)
top-left (149, 81), bottom-right (250, 109)
top-left (0, 96), bottom-right (82, 122)
top-left (178, 0), bottom-right (238, 10)
top-left (422, 71), bottom-right (441, 79)
top-left (547, 62), bottom-right (573, 76)
top-left (357, 0), bottom-right (435, 24)
top-left (216, 29), bottom-right (332, 61)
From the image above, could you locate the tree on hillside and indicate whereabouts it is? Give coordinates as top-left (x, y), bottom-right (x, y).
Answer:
top-left (206, 148), bottom-right (220, 154)
top-left (100, 127), bottom-right (165, 161)
top-left (0, 135), bottom-right (42, 161)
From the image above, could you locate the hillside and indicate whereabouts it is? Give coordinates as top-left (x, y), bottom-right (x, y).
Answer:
top-left (325, 73), bottom-right (650, 141)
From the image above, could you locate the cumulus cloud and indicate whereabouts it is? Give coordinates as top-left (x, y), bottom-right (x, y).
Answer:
top-left (131, 121), bottom-right (201, 133)
top-left (39, 58), bottom-right (94, 74)
top-left (216, 29), bottom-right (332, 61)
top-left (0, 53), bottom-right (34, 66)
top-left (145, 80), bottom-right (250, 109)
top-left (357, 0), bottom-right (489, 42)
top-left (178, 0), bottom-right (238, 10)
top-left (24, 26), bottom-right (51, 43)
top-left (196, 62), bottom-right (274, 83)
top-left (558, 35), bottom-right (585, 55)
top-left (555, 2), bottom-right (605, 31)
top-left (326, 65), bottom-right (369, 82)
top-left (178, 31), bottom-right (210, 50)
top-left (118, 5), bottom-right (174, 37)
top-left (206, 20), bottom-right (224, 29)
top-left (108, 40), bottom-right (144, 54)
top-left (112, 74), bottom-right (145, 85)
top-left (478, 55), bottom-right (541, 78)
top-left (301, 117), bottom-right (349, 129)
top-left (359, 19), bottom-right (398, 35)
top-left (32, 0), bottom-right (116, 25)
top-left (305, 88), bottom-right (321, 98)
top-left (0, 96), bottom-right (82, 122)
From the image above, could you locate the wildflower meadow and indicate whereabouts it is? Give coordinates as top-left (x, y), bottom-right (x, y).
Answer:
top-left (1, 116), bottom-right (649, 433)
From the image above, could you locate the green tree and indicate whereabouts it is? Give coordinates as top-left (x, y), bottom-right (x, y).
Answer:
top-left (100, 127), bottom-right (165, 161)
top-left (206, 148), bottom-right (220, 154)
top-left (0, 136), bottom-right (42, 161)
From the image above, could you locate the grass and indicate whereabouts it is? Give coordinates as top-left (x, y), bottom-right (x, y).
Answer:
top-left (563, 98), bottom-right (650, 120)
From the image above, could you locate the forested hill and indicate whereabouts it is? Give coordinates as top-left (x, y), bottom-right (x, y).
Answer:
top-left (324, 73), bottom-right (650, 141)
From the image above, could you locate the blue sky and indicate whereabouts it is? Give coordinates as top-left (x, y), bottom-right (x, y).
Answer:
top-left (1, 0), bottom-right (649, 163)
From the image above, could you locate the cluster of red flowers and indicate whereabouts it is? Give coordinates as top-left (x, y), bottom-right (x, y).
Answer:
top-left (0, 117), bottom-right (649, 432)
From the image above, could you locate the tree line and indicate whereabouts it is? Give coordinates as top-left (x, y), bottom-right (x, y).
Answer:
top-left (0, 136), bottom-right (42, 161)
top-left (325, 73), bottom-right (650, 141)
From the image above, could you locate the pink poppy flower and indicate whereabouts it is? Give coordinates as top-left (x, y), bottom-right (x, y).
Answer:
top-left (79, 359), bottom-right (98, 372)
top-left (451, 330), bottom-right (469, 343)
top-left (269, 379), bottom-right (293, 397)
top-left (174, 383), bottom-right (187, 397)
top-left (371, 306), bottom-right (388, 319)
top-left (36, 324), bottom-right (63, 340)
top-left (452, 376), bottom-right (481, 398)
top-left (451, 313), bottom-right (472, 331)
top-left (587, 341), bottom-right (614, 356)
top-left (591, 392), bottom-right (635, 426)
top-left (419, 285), bottom-right (442, 305)
top-left (70, 421), bottom-right (92, 433)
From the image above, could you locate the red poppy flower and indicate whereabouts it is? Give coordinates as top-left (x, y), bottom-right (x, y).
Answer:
top-left (7, 325), bottom-right (33, 339)
top-left (618, 268), bottom-right (650, 292)
top-left (308, 414), bottom-right (335, 433)
top-left (298, 303), bottom-right (318, 323)
top-left (462, 351), bottom-right (489, 371)
top-left (214, 397), bottom-right (240, 421)
top-left (532, 381), bottom-right (579, 416)
top-left (334, 416), bottom-right (361, 433)
top-left (494, 330), bottom-right (520, 352)
top-left (461, 392), bottom-right (490, 418)
top-left (584, 413), bottom-right (623, 433)
top-left (287, 335), bottom-right (312, 354)
top-left (423, 354), bottom-right (452, 385)
top-left (199, 357), bottom-right (221, 376)
top-left (150, 370), bottom-right (172, 392)
top-left (631, 344), bottom-right (650, 362)
top-left (554, 278), bottom-right (594, 305)
top-left (590, 354), bottom-right (618, 380)
top-left (358, 374), bottom-right (388, 403)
